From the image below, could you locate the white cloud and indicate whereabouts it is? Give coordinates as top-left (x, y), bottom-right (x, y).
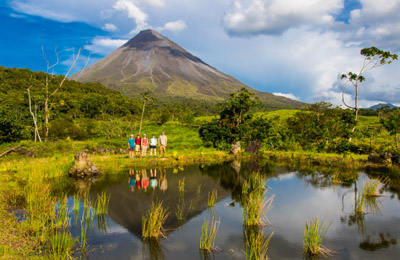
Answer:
top-left (9, 13), bottom-right (26, 18)
top-left (138, 0), bottom-right (165, 7)
top-left (159, 20), bottom-right (186, 32)
top-left (6, 0), bottom-right (400, 107)
top-left (223, 0), bottom-right (343, 35)
top-left (113, 0), bottom-right (149, 33)
top-left (102, 23), bottom-right (118, 32)
top-left (273, 92), bottom-right (299, 101)
top-left (84, 37), bottom-right (128, 55)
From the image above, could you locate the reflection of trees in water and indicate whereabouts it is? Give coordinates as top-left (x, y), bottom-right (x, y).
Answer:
top-left (359, 233), bottom-right (397, 251)
top-left (296, 168), bottom-right (358, 189)
top-left (365, 166), bottom-right (400, 200)
top-left (199, 160), bottom-right (276, 203)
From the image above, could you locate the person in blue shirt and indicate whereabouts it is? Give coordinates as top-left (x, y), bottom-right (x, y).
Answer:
top-left (149, 134), bottom-right (157, 157)
top-left (128, 134), bottom-right (136, 158)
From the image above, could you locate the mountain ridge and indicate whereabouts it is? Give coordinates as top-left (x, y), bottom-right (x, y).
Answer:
top-left (72, 29), bottom-right (303, 109)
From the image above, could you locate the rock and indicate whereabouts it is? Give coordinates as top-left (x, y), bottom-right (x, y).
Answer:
top-left (69, 151), bottom-right (100, 177)
top-left (231, 160), bottom-right (241, 173)
top-left (380, 152), bottom-right (392, 161)
top-left (230, 141), bottom-right (241, 156)
top-left (96, 146), bottom-right (116, 154)
top-left (119, 148), bottom-right (128, 154)
top-left (245, 141), bottom-right (262, 154)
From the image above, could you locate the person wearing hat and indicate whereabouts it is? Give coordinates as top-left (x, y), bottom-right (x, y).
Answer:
top-left (128, 134), bottom-right (135, 158)
top-left (134, 133), bottom-right (141, 157)
top-left (141, 134), bottom-right (149, 157)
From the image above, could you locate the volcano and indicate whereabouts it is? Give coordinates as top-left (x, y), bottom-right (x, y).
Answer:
top-left (72, 29), bottom-right (302, 108)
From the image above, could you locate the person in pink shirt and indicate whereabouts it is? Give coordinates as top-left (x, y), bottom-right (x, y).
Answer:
top-left (141, 134), bottom-right (149, 157)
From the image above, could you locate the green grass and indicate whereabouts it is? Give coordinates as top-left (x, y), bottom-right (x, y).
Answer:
top-left (175, 202), bottom-right (186, 221)
top-left (242, 173), bottom-right (274, 227)
top-left (142, 200), bottom-right (169, 239)
top-left (362, 178), bottom-right (383, 197)
top-left (96, 191), bottom-right (110, 215)
top-left (207, 189), bottom-right (218, 208)
top-left (244, 227), bottom-right (274, 260)
top-left (303, 217), bottom-right (332, 258)
top-left (199, 218), bottom-right (220, 252)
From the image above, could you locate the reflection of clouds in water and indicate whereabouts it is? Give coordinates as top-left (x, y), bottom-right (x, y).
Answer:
top-left (274, 172), bottom-right (297, 181)
top-left (269, 186), bottom-right (343, 244)
top-left (106, 223), bottom-right (130, 234)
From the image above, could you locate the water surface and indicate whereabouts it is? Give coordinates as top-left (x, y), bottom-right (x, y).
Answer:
top-left (68, 162), bottom-right (400, 259)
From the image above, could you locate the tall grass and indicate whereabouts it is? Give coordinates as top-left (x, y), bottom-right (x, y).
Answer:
top-left (207, 189), bottom-right (217, 208)
top-left (175, 202), bottom-right (185, 221)
top-left (142, 201), bottom-right (169, 239)
top-left (362, 178), bottom-right (383, 197)
top-left (49, 196), bottom-right (75, 259)
top-left (96, 191), bottom-right (110, 215)
top-left (303, 217), bottom-right (332, 258)
top-left (244, 227), bottom-right (274, 260)
top-left (243, 192), bottom-right (274, 227)
top-left (355, 191), bottom-right (365, 214)
top-left (199, 218), bottom-right (220, 252)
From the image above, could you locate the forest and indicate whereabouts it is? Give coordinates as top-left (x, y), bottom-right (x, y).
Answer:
top-left (1, 66), bottom-right (399, 156)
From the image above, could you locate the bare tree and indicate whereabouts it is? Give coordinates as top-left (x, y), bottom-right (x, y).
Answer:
top-left (42, 46), bottom-right (82, 141)
top-left (138, 91), bottom-right (155, 134)
top-left (27, 75), bottom-right (42, 142)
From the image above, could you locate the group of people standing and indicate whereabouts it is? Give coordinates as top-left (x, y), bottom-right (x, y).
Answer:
top-left (128, 132), bottom-right (168, 158)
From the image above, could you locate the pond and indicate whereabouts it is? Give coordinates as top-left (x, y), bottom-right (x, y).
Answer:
top-left (66, 161), bottom-right (400, 259)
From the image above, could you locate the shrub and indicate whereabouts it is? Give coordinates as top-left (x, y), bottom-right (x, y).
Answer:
top-left (49, 120), bottom-right (87, 140)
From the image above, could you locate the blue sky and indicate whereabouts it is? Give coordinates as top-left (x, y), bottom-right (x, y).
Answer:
top-left (1, 0), bottom-right (400, 107)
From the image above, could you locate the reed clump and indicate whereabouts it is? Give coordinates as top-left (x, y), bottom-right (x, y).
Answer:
top-left (96, 191), bottom-right (110, 215)
top-left (199, 218), bottom-right (220, 252)
top-left (175, 202), bottom-right (185, 221)
top-left (362, 178), bottom-right (384, 197)
top-left (142, 200), bottom-right (169, 239)
top-left (208, 189), bottom-right (217, 208)
top-left (244, 227), bottom-right (274, 260)
top-left (303, 217), bottom-right (332, 258)
top-left (355, 191), bottom-right (365, 214)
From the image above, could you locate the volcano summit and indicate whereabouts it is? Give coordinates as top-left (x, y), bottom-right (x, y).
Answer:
top-left (72, 29), bottom-right (302, 108)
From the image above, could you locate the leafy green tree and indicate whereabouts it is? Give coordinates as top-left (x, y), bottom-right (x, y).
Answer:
top-left (0, 108), bottom-right (29, 143)
top-left (199, 119), bottom-right (233, 149)
top-left (199, 88), bottom-right (261, 149)
top-left (380, 108), bottom-right (400, 149)
top-left (340, 47), bottom-right (397, 124)
top-left (286, 102), bottom-right (355, 151)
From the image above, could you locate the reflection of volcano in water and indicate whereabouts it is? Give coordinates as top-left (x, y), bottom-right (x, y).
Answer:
top-left (101, 165), bottom-right (232, 238)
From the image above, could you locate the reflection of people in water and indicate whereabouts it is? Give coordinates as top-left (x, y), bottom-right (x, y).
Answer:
top-left (128, 169), bottom-right (135, 192)
top-left (142, 169), bottom-right (149, 191)
top-left (135, 170), bottom-right (141, 191)
top-left (159, 169), bottom-right (168, 193)
top-left (150, 169), bottom-right (158, 190)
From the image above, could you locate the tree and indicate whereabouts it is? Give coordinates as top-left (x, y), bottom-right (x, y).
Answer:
top-left (340, 47), bottom-right (398, 125)
top-left (380, 108), bottom-right (400, 149)
top-left (199, 88), bottom-right (261, 149)
top-left (219, 88), bottom-right (260, 128)
top-left (138, 91), bottom-right (155, 134)
top-left (286, 102), bottom-right (355, 151)
top-left (41, 46), bottom-right (82, 141)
